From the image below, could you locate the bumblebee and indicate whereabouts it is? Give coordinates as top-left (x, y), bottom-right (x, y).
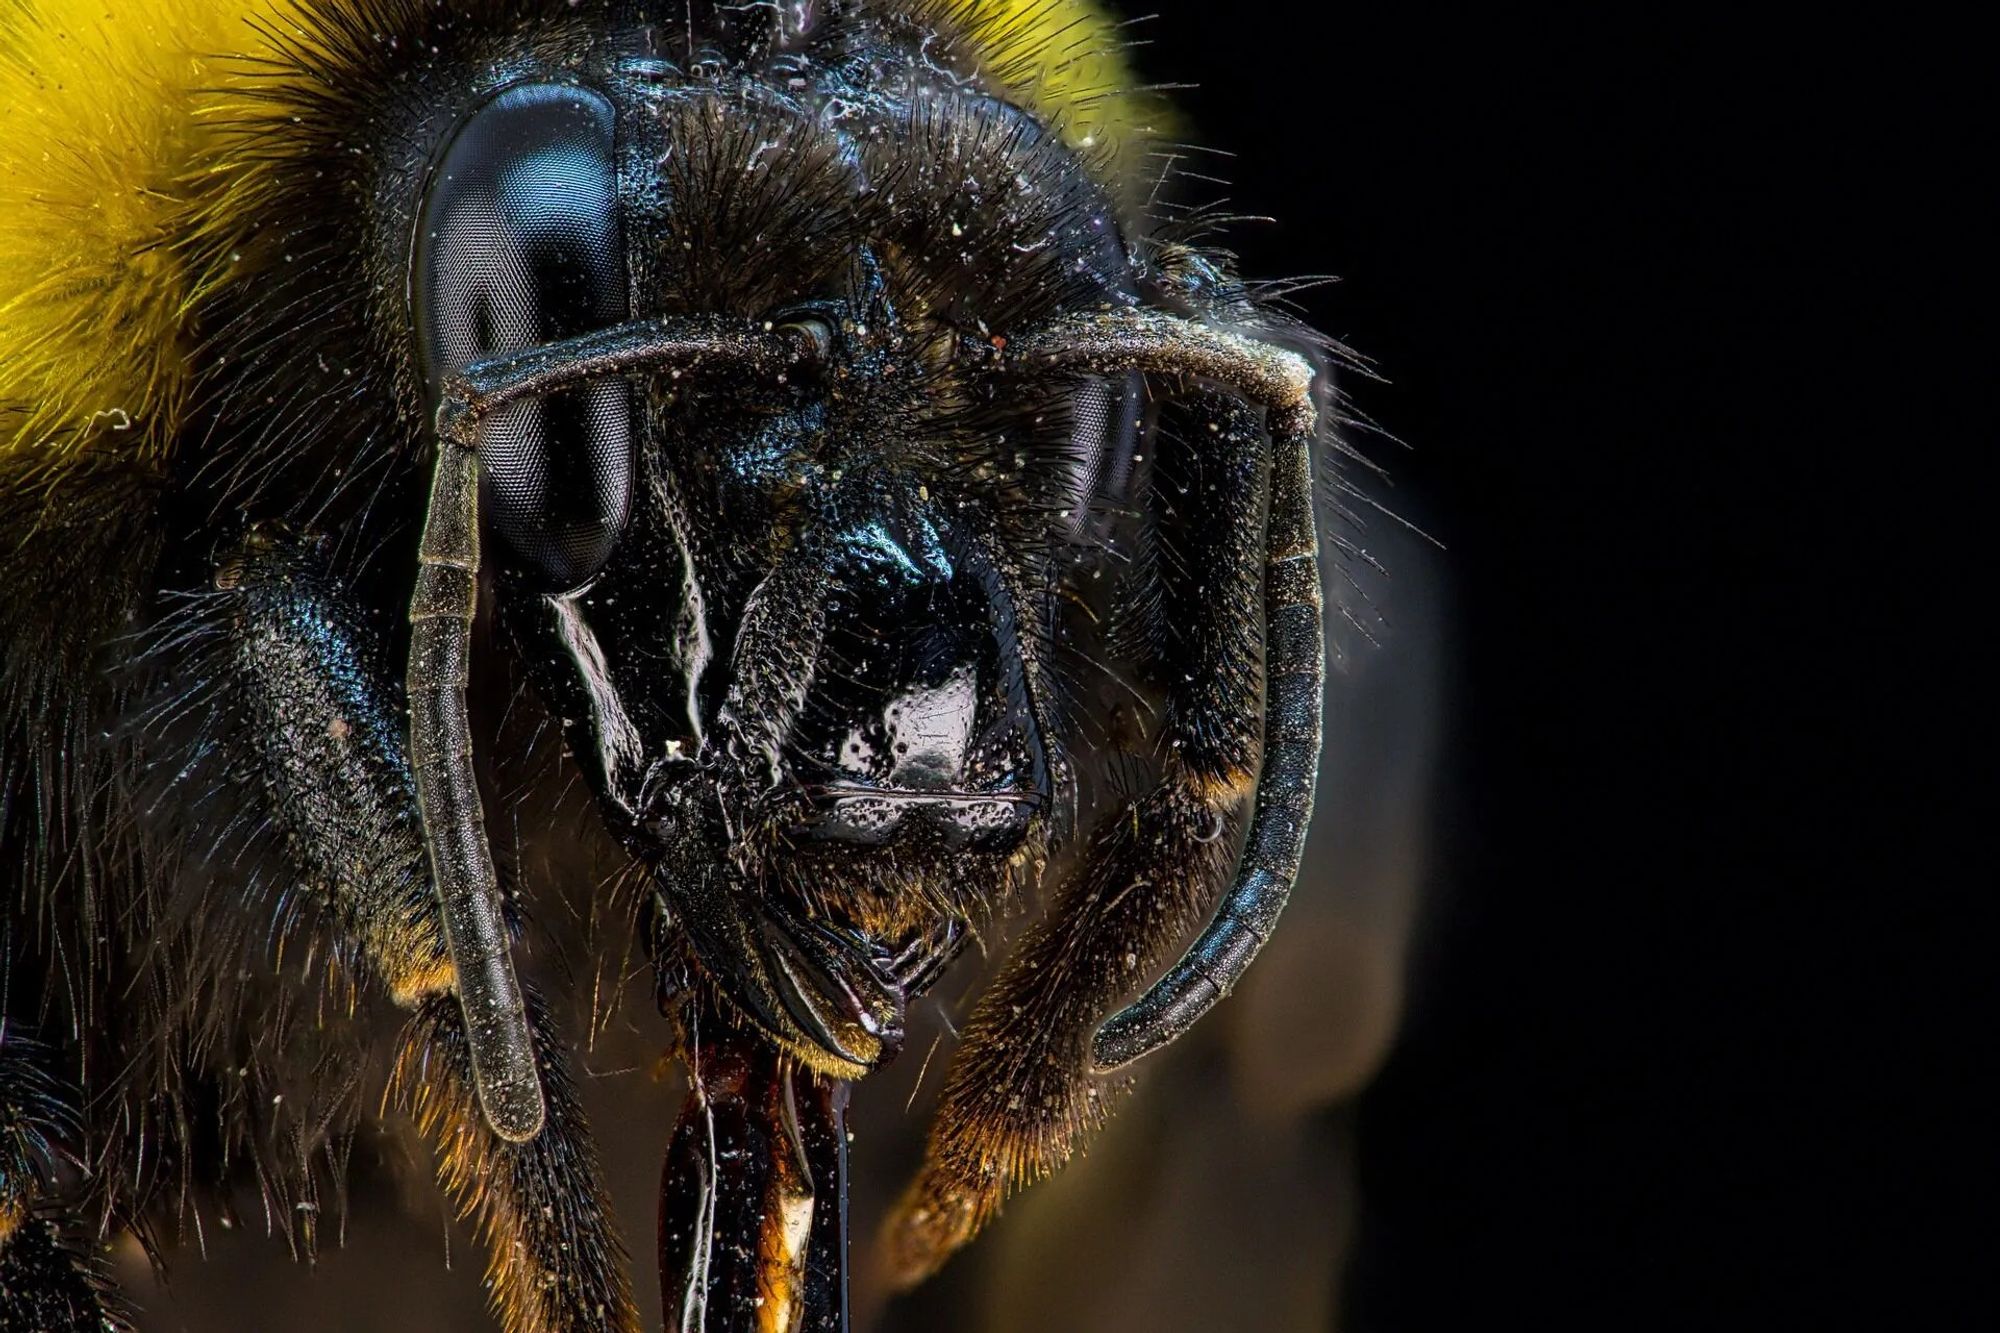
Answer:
top-left (0, 1), bottom-right (1343, 1328)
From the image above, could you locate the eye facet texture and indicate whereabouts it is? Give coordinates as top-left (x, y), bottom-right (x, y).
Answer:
top-left (416, 82), bottom-right (630, 591)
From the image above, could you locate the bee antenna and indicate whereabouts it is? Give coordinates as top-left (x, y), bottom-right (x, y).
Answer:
top-left (1093, 395), bottom-right (1323, 1068)
top-left (407, 422), bottom-right (546, 1143)
top-left (408, 315), bottom-right (828, 1140)
top-left (990, 309), bottom-right (1325, 1070)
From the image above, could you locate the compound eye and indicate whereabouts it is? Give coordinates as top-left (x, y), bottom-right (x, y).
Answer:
top-left (416, 83), bottom-right (630, 591)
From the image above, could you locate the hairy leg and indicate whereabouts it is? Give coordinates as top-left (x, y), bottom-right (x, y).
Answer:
top-left (392, 992), bottom-right (634, 1333)
top-left (0, 1030), bottom-right (118, 1331)
top-left (212, 525), bottom-right (636, 1332)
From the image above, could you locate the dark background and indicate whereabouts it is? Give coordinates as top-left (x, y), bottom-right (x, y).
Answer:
top-left (1135, 6), bottom-right (1972, 1330)
top-left (124, 6), bottom-right (1976, 1331)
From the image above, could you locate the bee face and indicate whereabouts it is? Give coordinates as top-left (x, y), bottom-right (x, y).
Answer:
top-left (396, 36), bottom-right (1137, 1071)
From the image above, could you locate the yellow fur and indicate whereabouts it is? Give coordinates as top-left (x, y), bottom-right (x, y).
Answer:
top-left (0, 0), bottom-right (283, 466)
top-left (0, 0), bottom-right (1151, 471)
top-left (939, 0), bottom-right (1163, 166)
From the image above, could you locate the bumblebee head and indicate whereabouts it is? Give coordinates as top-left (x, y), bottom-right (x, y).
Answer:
top-left (401, 44), bottom-right (1145, 1076)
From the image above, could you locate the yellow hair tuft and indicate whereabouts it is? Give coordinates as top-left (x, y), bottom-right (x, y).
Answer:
top-left (935, 0), bottom-right (1167, 180)
top-left (5, 0), bottom-right (235, 465)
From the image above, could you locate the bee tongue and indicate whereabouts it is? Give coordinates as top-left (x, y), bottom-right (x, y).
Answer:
top-left (648, 839), bottom-right (904, 1071)
top-left (759, 903), bottom-right (908, 1064)
top-left (658, 1032), bottom-right (852, 1329)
